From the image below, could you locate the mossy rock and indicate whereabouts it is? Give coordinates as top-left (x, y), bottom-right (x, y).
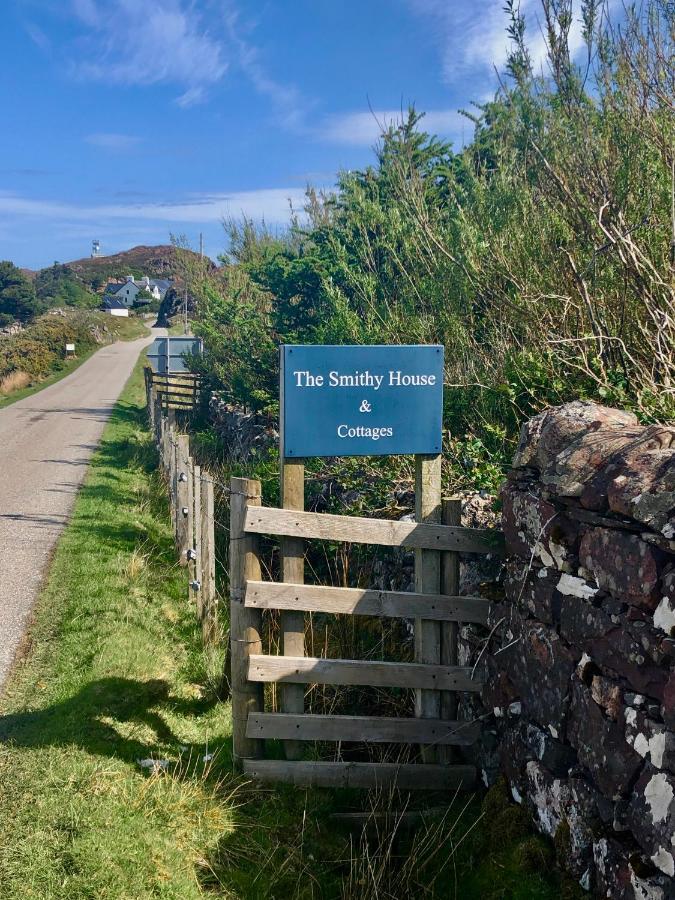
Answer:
top-left (553, 817), bottom-right (571, 861)
top-left (513, 836), bottom-right (554, 873)
top-left (480, 778), bottom-right (533, 850)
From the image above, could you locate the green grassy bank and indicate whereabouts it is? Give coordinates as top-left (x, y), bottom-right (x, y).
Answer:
top-left (0, 355), bottom-right (580, 899)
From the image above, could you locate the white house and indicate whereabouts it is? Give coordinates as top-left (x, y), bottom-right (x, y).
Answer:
top-left (103, 276), bottom-right (141, 308)
top-left (102, 274), bottom-right (172, 307)
top-left (102, 297), bottom-right (130, 317)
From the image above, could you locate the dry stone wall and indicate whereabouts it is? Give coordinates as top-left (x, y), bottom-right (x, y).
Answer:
top-left (485, 401), bottom-right (675, 898)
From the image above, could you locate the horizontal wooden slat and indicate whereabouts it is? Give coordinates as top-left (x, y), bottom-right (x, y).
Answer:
top-left (151, 373), bottom-right (204, 381)
top-left (245, 580), bottom-right (489, 624)
top-left (247, 655), bottom-right (483, 691)
top-left (246, 712), bottom-right (479, 745)
top-left (244, 506), bottom-right (504, 555)
top-left (153, 385), bottom-right (201, 391)
top-left (154, 387), bottom-right (200, 395)
top-left (330, 807), bottom-right (452, 825)
top-left (242, 759), bottom-right (476, 790)
top-left (155, 392), bottom-right (199, 401)
top-left (154, 387), bottom-right (200, 394)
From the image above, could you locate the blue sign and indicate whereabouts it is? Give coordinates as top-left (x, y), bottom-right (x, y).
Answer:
top-left (147, 336), bottom-right (203, 373)
top-left (281, 344), bottom-right (444, 458)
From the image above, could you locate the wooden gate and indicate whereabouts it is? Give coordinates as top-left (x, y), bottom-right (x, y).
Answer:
top-left (144, 367), bottom-right (204, 415)
top-left (229, 474), bottom-right (504, 790)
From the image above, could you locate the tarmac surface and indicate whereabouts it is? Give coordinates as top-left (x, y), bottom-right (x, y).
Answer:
top-left (0, 327), bottom-right (161, 689)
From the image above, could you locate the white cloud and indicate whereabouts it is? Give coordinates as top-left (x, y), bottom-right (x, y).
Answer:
top-left (85, 133), bottom-right (142, 150)
top-left (0, 187), bottom-right (307, 226)
top-left (69, 0), bottom-right (228, 104)
top-left (175, 86), bottom-right (206, 108)
top-left (223, 6), bottom-right (309, 129)
top-left (24, 22), bottom-right (51, 52)
top-left (318, 109), bottom-right (466, 146)
top-left (407, 0), bottom-right (602, 86)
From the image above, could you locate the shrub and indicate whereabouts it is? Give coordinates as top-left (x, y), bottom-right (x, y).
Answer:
top-left (0, 312), bottom-right (102, 381)
top-left (0, 371), bottom-right (31, 395)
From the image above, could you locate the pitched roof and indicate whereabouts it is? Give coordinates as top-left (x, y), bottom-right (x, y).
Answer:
top-left (102, 297), bottom-right (128, 309)
top-left (103, 282), bottom-right (124, 295)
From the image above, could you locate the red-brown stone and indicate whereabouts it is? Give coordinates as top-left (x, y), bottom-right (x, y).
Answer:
top-left (579, 528), bottom-right (662, 609)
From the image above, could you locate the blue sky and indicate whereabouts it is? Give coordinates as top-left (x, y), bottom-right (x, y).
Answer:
top-left (0, 0), bottom-right (586, 269)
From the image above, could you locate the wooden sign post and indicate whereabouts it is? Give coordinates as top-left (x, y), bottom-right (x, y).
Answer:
top-left (414, 454), bottom-right (442, 763)
top-left (279, 458), bottom-right (306, 760)
top-left (230, 476), bottom-right (264, 762)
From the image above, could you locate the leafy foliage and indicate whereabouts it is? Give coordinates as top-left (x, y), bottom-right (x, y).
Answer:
top-left (35, 263), bottom-right (99, 309)
top-left (0, 313), bottom-right (100, 380)
top-left (192, 0), bottom-right (673, 482)
top-left (0, 261), bottom-right (44, 322)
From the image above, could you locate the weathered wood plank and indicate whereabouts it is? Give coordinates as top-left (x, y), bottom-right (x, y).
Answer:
top-left (242, 759), bottom-right (476, 790)
top-left (175, 434), bottom-right (191, 565)
top-left (414, 453), bottom-right (442, 757)
top-left (230, 477), bottom-right (264, 762)
top-left (330, 807), bottom-right (457, 825)
top-left (243, 506), bottom-right (504, 555)
top-left (247, 655), bottom-right (483, 692)
top-left (280, 457), bottom-right (305, 760)
top-left (440, 497), bottom-right (462, 762)
top-left (192, 463), bottom-right (203, 621)
top-left (246, 713), bottom-right (480, 745)
top-left (201, 473), bottom-right (217, 646)
top-left (244, 581), bottom-right (489, 624)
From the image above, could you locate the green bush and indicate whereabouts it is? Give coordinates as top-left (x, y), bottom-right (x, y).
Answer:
top-left (0, 261), bottom-right (45, 322)
top-left (0, 312), bottom-right (101, 380)
top-left (190, 0), bottom-right (673, 487)
top-left (35, 263), bottom-right (99, 310)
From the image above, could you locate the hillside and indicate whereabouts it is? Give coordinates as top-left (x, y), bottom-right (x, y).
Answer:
top-left (64, 244), bottom-right (207, 286)
top-left (2, 246), bottom-right (215, 329)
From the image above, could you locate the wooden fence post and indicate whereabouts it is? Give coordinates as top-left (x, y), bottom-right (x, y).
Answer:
top-left (159, 415), bottom-right (165, 469)
top-left (154, 393), bottom-right (162, 447)
top-left (201, 474), bottom-right (217, 645)
top-left (191, 463), bottom-right (203, 618)
top-left (230, 476), bottom-right (264, 763)
top-left (186, 454), bottom-right (194, 570)
top-left (148, 385), bottom-right (155, 433)
top-left (440, 496), bottom-right (462, 763)
top-left (169, 427), bottom-right (177, 529)
top-left (414, 453), bottom-right (442, 763)
top-left (144, 368), bottom-right (153, 428)
top-left (280, 459), bottom-right (305, 760)
top-left (165, 422), bottom-right (172, 477)
top-left (175, 434), bottom-right (191, 564)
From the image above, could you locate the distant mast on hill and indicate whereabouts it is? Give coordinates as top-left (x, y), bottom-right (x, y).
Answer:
top-left (91, 239), bottom-right (102, 258)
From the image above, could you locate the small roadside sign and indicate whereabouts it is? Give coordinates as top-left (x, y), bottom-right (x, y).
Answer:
top-left (147, 336), bottom-right (203, 373)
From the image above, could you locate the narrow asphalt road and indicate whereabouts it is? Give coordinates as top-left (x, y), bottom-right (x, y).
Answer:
top-left (0, 326), bottom-right (162, 689)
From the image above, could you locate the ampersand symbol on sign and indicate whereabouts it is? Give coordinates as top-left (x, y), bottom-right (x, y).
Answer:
top-left (359, 399), bottom-right (372, 413)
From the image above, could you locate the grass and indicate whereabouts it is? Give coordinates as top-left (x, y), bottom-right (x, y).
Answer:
top-left (0, 352), bottom-right (581, 899)
top-left (0, 353), bottom-right (234, 899)
top-left (0, 314), bottom-right (148, 411)
top-left (101, 312), bottom-right (150, 342)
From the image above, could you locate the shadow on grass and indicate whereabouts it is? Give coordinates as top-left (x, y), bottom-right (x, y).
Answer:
top-left (0, 676), bottom-right (225, 766)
